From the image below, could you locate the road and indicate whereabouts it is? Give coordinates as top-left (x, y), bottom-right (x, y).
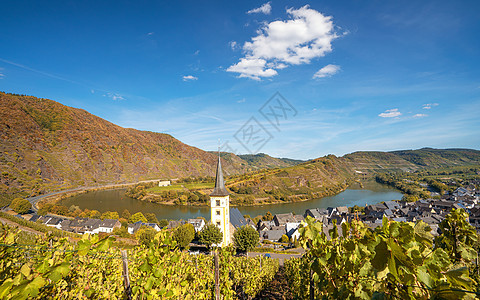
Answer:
top-left (26, 179), bottom-right (161, 212)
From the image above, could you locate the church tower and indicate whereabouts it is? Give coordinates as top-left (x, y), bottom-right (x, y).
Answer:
top-left (210, 155), bottom-right (231, 247)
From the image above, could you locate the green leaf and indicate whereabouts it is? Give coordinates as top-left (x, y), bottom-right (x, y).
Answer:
top-left (20, 264), bottom-right (31, 277)
top-left (445, 267), bottom-right (474, 290)
top-left (0, 279), bottom-right (13, 298)
top-left (371, 240), bottom-right (388, 270)
top-left (25, 276), bottom-right (46, 296)
top-left (165, 290), bottom-right (174, 297)
top-left (139, 260), bottom-right (151, 272)
top-left (77, 239), bottom-right (92, 255)
top-left (417, 267), bottom-right (433, 288)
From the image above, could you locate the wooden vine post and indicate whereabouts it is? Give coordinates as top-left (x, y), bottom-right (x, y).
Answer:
top-left (214, 250), bottom-right (220, 300)
top-left (121, 250), bottom-right (132, 300)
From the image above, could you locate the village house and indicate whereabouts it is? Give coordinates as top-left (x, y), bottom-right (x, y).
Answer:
top-left (187, 218), bottom-right (205, 232)
top-left (128, 221), bottom-right (161, 234)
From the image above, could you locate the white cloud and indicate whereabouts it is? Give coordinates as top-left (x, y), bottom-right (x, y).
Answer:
top-left (379, 108), bottom-right (401, 118)
top-left (182, 75), bottom-right (198, 81)
top-left (227, 58), bottom-right (277, 80)
top-left (228, 5), bottom-right (339, 80)
top-left (194, 50), bottom-right (200, 55)
top-left (230, 41), bottom-right (238, 50)
top-left (422, 103), bottom-right (439, 109)
top-left (313, 64), bottom-right (340, 79)
top-left (104, 92), bottom-right (125, 101)
top-left (247, 2), bottom-right (271, 15)
top-left (147, 32), bottom-right (154, 36)
top-left (413, 113), bottom-right (428, 118)
top-left (237, 98), bottom-right (246, 103)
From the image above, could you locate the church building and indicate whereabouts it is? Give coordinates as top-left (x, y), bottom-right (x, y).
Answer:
top-left (210, 155), bottom-right (231, 247)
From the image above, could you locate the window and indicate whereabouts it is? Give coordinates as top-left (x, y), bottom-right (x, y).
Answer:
top-left (216, 221), bottom-right (221, 226)
top-left (216, 210), bottom-right (220, 216)
top-left (216, 200), bottom-right (220, 206)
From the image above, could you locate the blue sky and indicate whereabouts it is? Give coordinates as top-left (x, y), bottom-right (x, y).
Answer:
top-left (1, 0), bottom-right (479, 160)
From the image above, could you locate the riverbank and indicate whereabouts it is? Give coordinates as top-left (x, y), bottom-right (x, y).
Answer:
top-left (127, 180), bottom-right (351, 207)
top-left (28, 179), bottom-right (162, 211)
top-left (60, 181), bottom-right (403, 221)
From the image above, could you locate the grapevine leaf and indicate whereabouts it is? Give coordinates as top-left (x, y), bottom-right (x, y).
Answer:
top-left (371, 240), bottom-right (388, 270)
top-left (20, 264), bottom-right (31, 278)
top-left (417, 267), bottom-right (433, 288)
top-left (445, 267), bottom-right (474, 290)
top-left (0, 279), bottom-right (13, 298)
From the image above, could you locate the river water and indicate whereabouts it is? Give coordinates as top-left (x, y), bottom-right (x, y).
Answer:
top-left (61, 181), bottom-right (402, 220)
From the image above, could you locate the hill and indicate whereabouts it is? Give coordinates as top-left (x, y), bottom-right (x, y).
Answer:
top-left (1, 91), bottom-right (478, 206)
top-left (223, 149), bottom-right (480, 205)
top-left (236, 153), bottom-right (304, 169)
top-left (0, 92), bottom-right (255, 202)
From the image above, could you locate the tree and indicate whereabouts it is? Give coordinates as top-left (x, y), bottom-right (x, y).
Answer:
top-left (112, 226), bottom-right (130, 238)
top-left (188, 193), bottom-right (199, 202)
top-left (158, 219), bottom-right (169, 227)
top-left (122, 209), bottom-right (131, 220)
top-left (145, 213), bottom-right (159, 224)
top-left (101, 211), bottom-right (119, 220)
top-left (198, 223), bottom-right (222, 249)
top-left (173, 223), bottom-right (195, 249)
top-left (262, 211), bottom-right (273, 221)
top-left (129, 212), bottom-right (148, 223)
top-left (9, 198), bottom-right (32, 214)
top-left (135, 226), bottom-right (157, 247)
top-left (280, 234), bottom-right (289, 244)
top-left (88, 210), bottom-right (101, 219)
top-left (402, 195), bottom-right (419, 202)
top-left (233, 226), bottom-right (259, 252)
top-left (37, 203), bottom-right (52, 216)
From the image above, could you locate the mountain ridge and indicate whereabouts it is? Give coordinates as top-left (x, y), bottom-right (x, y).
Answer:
top-left (0, 92), bottom-right (299, 203)
top-left (1, 92), bottom-right (479, 205)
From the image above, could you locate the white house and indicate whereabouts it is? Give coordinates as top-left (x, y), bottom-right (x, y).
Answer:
top-left (285, 222), bottom-right (302, 241)
top-left (158, 180), bottom-right (171, 187)
top-left (128, 221), bottom-right (161, 234)
top-left (91, 219), bottom-right (121, 234)
top-left (188, 218), bottom-right (205, 232)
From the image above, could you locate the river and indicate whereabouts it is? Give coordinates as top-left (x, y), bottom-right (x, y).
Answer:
top-left (60, 181), bottom-right (403, 220)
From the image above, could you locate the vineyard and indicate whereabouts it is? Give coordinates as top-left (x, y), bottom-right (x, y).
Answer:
top-left (285, 209), bottom-right (480, 299)
top-left (1, 208), bottom-right (480, 299)
top-left (0, 227), bottom-right (278, 299)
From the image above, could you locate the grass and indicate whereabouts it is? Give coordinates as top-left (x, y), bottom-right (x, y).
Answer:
top-left (183, 182), bottom-right (214, 189)
top-left (146, 182), bottom-right (214, 193)
top-left (147, 184), bottom-right (185, 192)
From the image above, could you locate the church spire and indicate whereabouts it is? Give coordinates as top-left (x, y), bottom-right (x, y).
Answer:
top-left (210, 154), bottom-right (229, 197)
